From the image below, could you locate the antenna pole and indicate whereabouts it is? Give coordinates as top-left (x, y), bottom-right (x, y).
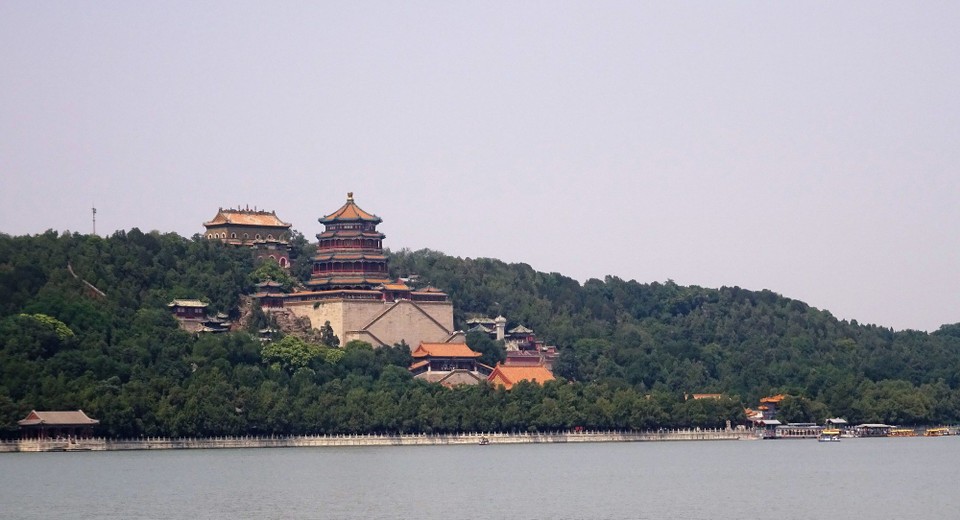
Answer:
top-left (92, 205), bottom-right (97, 236)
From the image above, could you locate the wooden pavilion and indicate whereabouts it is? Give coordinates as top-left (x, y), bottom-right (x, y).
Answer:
top-left (17, 410), bottom-right (99, 440)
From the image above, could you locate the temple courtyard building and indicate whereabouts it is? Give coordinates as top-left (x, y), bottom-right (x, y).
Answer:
top-left (203, 207), bottom-right (293, 267)
top-left (408, 342), bottom-right (493, 386)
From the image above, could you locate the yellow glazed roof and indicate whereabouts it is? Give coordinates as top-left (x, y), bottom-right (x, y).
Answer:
top-left (320, 193), bottom-right (381, 224)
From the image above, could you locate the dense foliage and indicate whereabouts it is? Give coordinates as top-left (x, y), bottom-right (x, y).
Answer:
top-left (1, 231), bottom-right (959, 439)
top-left (390, 249), bottom-right (960, 424)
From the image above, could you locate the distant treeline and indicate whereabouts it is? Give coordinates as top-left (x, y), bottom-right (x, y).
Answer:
top-left (1, 230), bottom-right (959, 438)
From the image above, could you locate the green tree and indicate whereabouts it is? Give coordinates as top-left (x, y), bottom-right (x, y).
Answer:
top-left (465, 331), bottom-right (504, 366)
top-left (248, 259), bottom-right (295, 291)
top-left (261, 336), bottom-right (324, 373)
top-left (319, 321), bottom-right (340, 348)
top-left (777, 396), bottom-right (828, 424)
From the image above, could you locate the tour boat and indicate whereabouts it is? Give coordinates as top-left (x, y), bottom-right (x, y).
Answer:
top-left (924, 427), bottom-right (950, 437)
top-left (888, 428), bottom-right (917, 437)
top-left (818, 429), bottom-right (841, 442)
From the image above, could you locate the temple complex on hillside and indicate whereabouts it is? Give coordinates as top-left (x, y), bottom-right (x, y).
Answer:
top-left (467, 315), bottom-right (558, 369)
top-left (257, 193), bottom-right (463, 348)
top-left (203, 207), bottom-right (292, 267)
top-left (744, 394), bottom-right (787, 425)
top-left (407, 342), bottom-right (556, 389)
top-left (167, 299), bottom-right (232, 333)
top-left (408, 342), bottom-right (493, 386)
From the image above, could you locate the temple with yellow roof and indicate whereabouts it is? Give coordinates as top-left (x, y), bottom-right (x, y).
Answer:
top-left (409, 342), bottom-right (493, 386)
top-left (203, 207), bottom-right (293, 268)
top-left (306, 192), bottom-right (391, 290)
top-left (487, 364), bottom-right (555, 390)
top-left (407, 342), bottom-right (555, 389)
top-left (262, 193), bottom-right (463, 348)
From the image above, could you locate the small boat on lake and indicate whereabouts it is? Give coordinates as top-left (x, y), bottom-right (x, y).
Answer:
top-left (818, 429), bottom-right (841, 442)
top-left (924, 427), bottom-right (950, 437)
top-left (478, 436), bottom-right (490, 445)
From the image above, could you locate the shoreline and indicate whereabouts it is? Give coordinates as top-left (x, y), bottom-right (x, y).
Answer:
top-left (0, 428), bottom-right (749, 453)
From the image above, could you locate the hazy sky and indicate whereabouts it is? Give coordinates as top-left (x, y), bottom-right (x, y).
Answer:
top-left (2, 3), bottom-right (958, 332)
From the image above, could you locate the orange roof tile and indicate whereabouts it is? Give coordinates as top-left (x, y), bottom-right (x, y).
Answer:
top-left (382, 281), bottom-right (411, 291)
top-left (487, 364), bottom-right (555, 390)
top-left (204, 208), bottom-right (291, 228)
top-left (760, 394), bottom-right (786, 403)
top-left (320, 193), bottom-right (381, 224)
top-left (411, 342), bottom-right (481, 359)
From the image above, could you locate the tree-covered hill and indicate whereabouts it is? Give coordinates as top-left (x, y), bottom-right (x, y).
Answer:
top-left (1, 231), bottom-right (959, 439)
top-left (391, 248), bottom-right (960, 422)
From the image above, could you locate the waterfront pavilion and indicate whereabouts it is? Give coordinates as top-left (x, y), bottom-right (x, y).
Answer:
top-left (17, 410), bottom-right (99, 440)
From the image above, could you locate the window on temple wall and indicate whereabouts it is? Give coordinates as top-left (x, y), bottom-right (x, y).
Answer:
top-left (207, 234), bottom-right (212, 239)
top-left (231, 233), bottom-right (237, 239)
top-left (267, 234), bottom-right (274, 240)
top-left (279, 257), bottom-right (288, 268)
top-left (256, 234), bottom-right (261, 239)
top-left (244, 233), bottom-right (249, 239)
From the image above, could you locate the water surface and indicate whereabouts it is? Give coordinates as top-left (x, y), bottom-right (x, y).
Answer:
top-left (1, 438), bottom-right (956, 519)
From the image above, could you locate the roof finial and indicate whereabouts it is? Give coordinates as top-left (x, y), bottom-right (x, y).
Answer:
top-left (347, 192), bottom-right (354, 202)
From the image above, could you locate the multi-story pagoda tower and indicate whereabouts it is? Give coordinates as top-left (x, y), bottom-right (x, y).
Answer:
top-left (264, 193), bottom-right (464, 348)
top-left (307, 193), bottom-right (391, 290)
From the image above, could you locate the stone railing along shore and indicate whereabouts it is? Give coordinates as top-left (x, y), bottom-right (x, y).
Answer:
top-left (0, 428), bottom-right (748, 453)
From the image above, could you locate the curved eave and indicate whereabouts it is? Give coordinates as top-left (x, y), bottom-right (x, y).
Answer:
top-left (319, 199), bottom-right (382, 224)
top-left (313, 252), bottom-right (387, 260)
top-left (203, 222), bottom-right (292, 229)
top-left (316, 230), bottom-right (385, 239)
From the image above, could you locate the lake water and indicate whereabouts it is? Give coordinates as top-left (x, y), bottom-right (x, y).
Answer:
top-left (1, 437), bottom-right (957, 519)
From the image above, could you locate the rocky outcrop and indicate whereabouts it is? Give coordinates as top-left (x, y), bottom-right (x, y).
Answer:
top-left (237, 295), bottom-right (320, 342)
